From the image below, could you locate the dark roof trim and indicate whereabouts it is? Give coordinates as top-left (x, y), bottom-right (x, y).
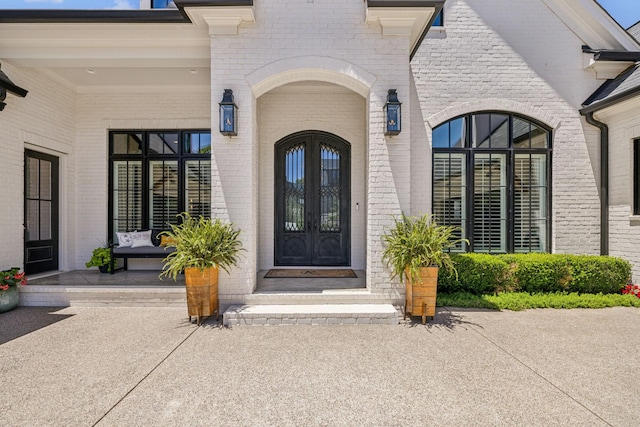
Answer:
top-left (594, 51), bottom-right (640, 61)
top-left (0, 1), bottom-right (253, 23)
top-left (582, 46), bottom-right (640, 61)
top-left (580, 84), bottom-right (640, 115)
top-left (174, 0), bottom-right (252, 6)
top-left (0, 9), bottom-right (187, 23)
top-left (368, 0), bottom-right (443, 6)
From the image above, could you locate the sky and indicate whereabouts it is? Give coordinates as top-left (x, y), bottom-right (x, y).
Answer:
top-left (1, 0), bottom-right (640, 30)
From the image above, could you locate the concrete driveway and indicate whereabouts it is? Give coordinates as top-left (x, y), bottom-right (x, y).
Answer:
top-left (0, 306), bottom-right (638, 426)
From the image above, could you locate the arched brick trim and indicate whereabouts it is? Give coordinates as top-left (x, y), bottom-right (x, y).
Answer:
top-left (426, 99), bottom-right (562, 130)
top-left (246, 56), bottom-right (376, 98)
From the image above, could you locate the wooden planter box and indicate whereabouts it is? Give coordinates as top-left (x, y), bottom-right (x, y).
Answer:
top-left (405, 266), bottom-right (438, 324)
top-left (184, 267), bottom-right (219, 325)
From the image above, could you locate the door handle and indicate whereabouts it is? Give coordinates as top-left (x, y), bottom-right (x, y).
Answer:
top-left (307, 213), bottom-right (312, 231)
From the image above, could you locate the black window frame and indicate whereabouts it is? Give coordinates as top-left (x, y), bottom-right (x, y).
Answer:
top-left (432, 111), bottom-right (553, 253)
top-left (108, 129), bottom-right (211, 244)
top-left (634, 139), bottom-right (640, 215)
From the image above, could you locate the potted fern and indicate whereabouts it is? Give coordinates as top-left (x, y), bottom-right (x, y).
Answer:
top-left (160, 213), bottom-right (243, 325)
top-left (382, 214), bottom-right (465, 324)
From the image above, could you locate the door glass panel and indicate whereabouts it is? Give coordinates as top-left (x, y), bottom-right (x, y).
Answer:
top-left (473, 153), bottom-right (506, 252)
top-left (40, 201), bottom-right (51, 240)
top-left (27, 157), bottom-right (39, 198)
top-left (473, 114), bottom-right (508, 148)
top-left (149, 161), bottom-right (179, 228)
top-left (40, 160), bottom-right (52, 200)
top-left (320, 143), bottom-right (340, 232)
top-left (284, 143), bottom-right (305, 232)
top-left (113, 133), bottom-right (143, 155)
top-left (148, 132), bottom-right (179, 155)
top-left (513, 117), bottom-right (531, 148)
top-left (184, 132), bottom-right (212, 154)
top-left (433, 153), bottom-right (467, 251)
top-left (26, 200), bottom-right (39, 242)
top-left (185, 160), bottom-right (211, 218)
top-left (514, 154), bottom-right (547, 252)
top-left (112, 160), bottom-right (142, 232)
top-left (530, 123), bottom-right (549, 148)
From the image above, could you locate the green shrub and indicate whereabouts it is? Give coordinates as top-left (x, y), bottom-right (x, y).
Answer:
top-left (562, 255), bottom-right (630, 294)
top-left (437, 253), bottom-right (630, 295)
top-left (498, 253), bottom-right (572, 293)
top-left (438, 253), bottom-right (508, 295)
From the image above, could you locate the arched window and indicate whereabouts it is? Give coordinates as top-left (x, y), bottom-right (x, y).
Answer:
top-left (432, 112), bottom-right (551, 253)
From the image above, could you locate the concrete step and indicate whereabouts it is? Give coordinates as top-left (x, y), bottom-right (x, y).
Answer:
top-left (19, 285), bottom-right (186, 307)
top-left (223, 303), bottom-right (399, 326)
top-left (243, 289), bottom-right (398, 306)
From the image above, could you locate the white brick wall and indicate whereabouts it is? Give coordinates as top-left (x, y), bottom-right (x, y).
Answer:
top-left (411, 0), bottom-right (605, 255)
top-left (75, 89), bottom-right (211, 270)
top-left (0, 62), bottom-right (75, 271)
top-left (209, 0), bottom-right (412, 298)
top-left (596, 105), bottom-right (640, 279)
top-left (2, 0), bottom-right (630, 301)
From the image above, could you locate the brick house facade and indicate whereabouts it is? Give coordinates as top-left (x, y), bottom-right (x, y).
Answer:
top-left (1, 0), bottom-right (640, 308)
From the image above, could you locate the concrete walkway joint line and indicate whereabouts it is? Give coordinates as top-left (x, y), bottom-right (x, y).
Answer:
top-left (91, 322), bottom-right (201, 426)
top-left (468, 324), bottom-right (614, 427)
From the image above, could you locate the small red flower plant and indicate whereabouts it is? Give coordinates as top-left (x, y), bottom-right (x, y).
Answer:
top-left (0, 267), bottom-right (27, 291)
top-left (621, 284), bottom-right (640, 299)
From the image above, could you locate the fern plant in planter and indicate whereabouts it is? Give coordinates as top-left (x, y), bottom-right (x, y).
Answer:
top-left (159, 213), bottom-right (243, 325)
top-left (382, 214), bottom-right (465, 323)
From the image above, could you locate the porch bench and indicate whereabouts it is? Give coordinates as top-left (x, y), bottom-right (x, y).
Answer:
top-left (109, 230), bottom-right (175, 274)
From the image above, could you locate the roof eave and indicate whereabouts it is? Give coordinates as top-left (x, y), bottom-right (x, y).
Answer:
top-left (580, 85), bottom-right (640, 115)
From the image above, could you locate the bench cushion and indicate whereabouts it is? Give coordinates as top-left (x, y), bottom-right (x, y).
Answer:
top-left (112, 246), bottom-right (175, 256)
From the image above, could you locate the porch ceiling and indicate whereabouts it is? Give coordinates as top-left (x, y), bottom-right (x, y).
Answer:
top-left (0, 22), bottom-right (212, 90)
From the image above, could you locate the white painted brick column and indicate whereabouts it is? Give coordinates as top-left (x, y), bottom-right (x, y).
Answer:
top-left (210, 66), bottom-right (258, 303)
top-left (366, 80), bottom-right (412, 294)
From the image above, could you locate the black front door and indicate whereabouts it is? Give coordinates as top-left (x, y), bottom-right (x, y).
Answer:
top-left (24, 150), bottom-right (59, 274)
top-left (275, 131), bottom-right (350, 266)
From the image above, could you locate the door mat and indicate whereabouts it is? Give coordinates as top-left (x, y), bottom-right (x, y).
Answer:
top-left (264, 269), bottom-right (357, 278)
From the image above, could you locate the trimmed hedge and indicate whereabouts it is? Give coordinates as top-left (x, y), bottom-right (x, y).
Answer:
top-left (438, 253), bottom-right (630, 295)
top-left (438, 253), bottom-right (507, 295)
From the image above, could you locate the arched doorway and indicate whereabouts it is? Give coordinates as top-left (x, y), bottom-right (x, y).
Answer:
top-left (274, 131), bottom-right (350, 266)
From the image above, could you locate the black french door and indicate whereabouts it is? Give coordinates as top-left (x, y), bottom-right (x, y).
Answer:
top-left (275, 131), bottom-right (350, 266)
top-left (24, 150), bottom-right (59, 274)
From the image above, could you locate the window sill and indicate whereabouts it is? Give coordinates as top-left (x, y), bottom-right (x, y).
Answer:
top-left (629, 215), bottom-right (640, 224)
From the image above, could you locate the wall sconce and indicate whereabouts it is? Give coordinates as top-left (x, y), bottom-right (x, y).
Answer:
top-left (384, 89), bottom-right (401, 136)
top-left (0, 63), bottom-right (28, 112)
top-left (219, 89), bottom-right (237, 136)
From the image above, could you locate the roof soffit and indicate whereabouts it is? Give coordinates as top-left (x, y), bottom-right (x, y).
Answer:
top-left (542, 0), bottom-right (640, 50)
top-left (365, 3), bottom-right (440, 56)
top-left (180, 5), bottom-right (255, 35)
top-left (590, 95), bottom-right (640, 121)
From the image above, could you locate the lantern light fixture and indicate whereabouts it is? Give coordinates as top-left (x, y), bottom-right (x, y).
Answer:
top-left (384, 89), bottom-right (401, 136)
top-left (0, 62), bottom-right (28, 112)
top-left (219, 89), bottom-right (237, 136)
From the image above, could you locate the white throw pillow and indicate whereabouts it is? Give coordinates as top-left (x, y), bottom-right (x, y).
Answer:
top-left (116, 232), bottom-right (133, 248)
top-left (130, 230), bottom-right (154, 248)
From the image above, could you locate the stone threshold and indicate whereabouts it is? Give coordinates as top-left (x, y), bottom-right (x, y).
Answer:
top-left (223, 303), bottom-right (399, 326)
